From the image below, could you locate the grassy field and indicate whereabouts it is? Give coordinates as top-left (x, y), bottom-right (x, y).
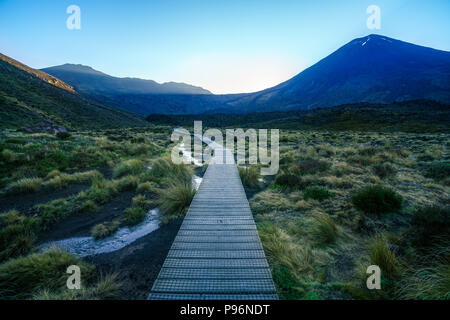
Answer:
top-left (242, 130), bottom-right (449, 299)
top-left (0, 126), bottom-right (198, 299)
top-left (0, 125), bottom-right (448, 300)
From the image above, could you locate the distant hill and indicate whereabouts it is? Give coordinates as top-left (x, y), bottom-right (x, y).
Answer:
top-left (146, 100), bottom-right (450, 133)
top-left (41, 34), bottom-right (450, 115)
top-left (42, 64), bottom-right (211, 95)
top-left (0, 54), bottom-right (148, 130)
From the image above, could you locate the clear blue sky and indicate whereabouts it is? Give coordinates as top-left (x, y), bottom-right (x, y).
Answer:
top-left (1, 0), bottom-right (449, 93)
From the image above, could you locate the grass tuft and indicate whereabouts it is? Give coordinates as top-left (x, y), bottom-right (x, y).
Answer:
top-left (303, 186), bottom-right (331, 201)
top-left (312, 214), bottom-right (338, 244)
top-left (157, 181), bottom-right (196, 224)
top-left (238, 166), bottom-right (260, 189)
top-left (113, 159), bottom-right (143, 178)
top-left (369, 235), bottom-right (399, 278)
top-left (0, 248), bottom-right (94, 300)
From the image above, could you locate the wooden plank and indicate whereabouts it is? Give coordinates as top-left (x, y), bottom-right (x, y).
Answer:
top-left (148, 161), bottom-right (277, 300)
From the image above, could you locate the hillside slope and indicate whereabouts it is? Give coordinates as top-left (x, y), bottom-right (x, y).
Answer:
top-left (147, 100), bottom-right (450, 133)
top-left (224, 34), bottom-right (450, 112)
top-left (0, 53), bottom-right (75, 93)
top-left (0, 54), bottom-right (148, 129)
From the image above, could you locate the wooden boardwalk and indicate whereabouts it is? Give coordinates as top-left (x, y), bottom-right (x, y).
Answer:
top-left (148, 158), bottom-right (278, 300)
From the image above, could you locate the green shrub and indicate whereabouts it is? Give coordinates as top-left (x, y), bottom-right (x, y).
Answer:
top-left (272, 264), bottom-right (303, 299)
top-left (293, 159), bottom-right (330, 175)
top-left (124, 206), bottom-right (147, 226)
top-left (1, 149), bottom-right (15, 162)
top-left (238, 166), bottom-right (260, 189)
top-left (113, 159), bottom-right (143, 178)
top-left (274, 172), bottom-right (302, 189)
top-left (0, 248), bottom-right (94, 299)
top-left (312, 214), bottom-right (338, 244)
top-left (303, 186), bottom-right (331, 201)
top-left (422, 161), bottom-right (450, 181)
top-left (372, 163), bottom-right (396, 179)
top-left (56, 132), bottom-right (71, 140)
top-left (410, 206), bottom-right (450, 247)
top-left (352, 185), bottom-right (403, 214)
top-left (79, 200), bottom-right (99, 213)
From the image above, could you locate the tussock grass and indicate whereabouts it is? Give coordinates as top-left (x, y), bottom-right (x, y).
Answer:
top-left (312, 214), bottom-right (338, 244)
top-left (257, 223), bottom-right (328, 299)
top-left (369, 235), bottom-right (399, 278)
top-left (292, 159), bottom-right (330, 175)
top-left (372, 163), bottom-right (396, 179)
top-left (150, 157), bottom-right (192, 184)
top-left (92, 221), bottom-right (121, 239)
top-left (78, 175), bottom-right (138, 205)
top-left (137, 181), bottom-right (157, 193)
top-left (250, 190), bottom-right (298, 214)
top-left (398, 263), bottom-right (450, 300)
top-left (0, 210), bottom-right (38, 262)
top-left (35, 199), bottom-right (74, 230)
top-left (46, 170), bottom-right (103, 189)
top-left (6, 177), bottom-right (43, 194)
top-left (157, 181), bottom-right (196, 224)
top-left (397, 245), bottom-right (450, 300)
top-left (0, 248), bottom-right (94, 300)
top-left (45, 169), bottom-right (61, 179)
top-left (123, 194), bottom-right (152, 226)
top-left (79, 199), bottom-right (99, 213)
top-left (238, 166), bottom-right (260, 189)
top-left (33, 273), bottom-right (121, 300)
top-left (113, 159), bottom-right (143, 178)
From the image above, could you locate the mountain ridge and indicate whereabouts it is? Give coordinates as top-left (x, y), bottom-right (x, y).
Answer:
top-left (42, 64), bottom-right (212, 95)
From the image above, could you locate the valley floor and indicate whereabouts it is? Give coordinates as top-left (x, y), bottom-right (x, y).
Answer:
top-left (0, 127), bottom-right (448, 300)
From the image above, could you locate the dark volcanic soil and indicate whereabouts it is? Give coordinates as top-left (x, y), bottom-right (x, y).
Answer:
top-left (0, 184), bottom-right (88, 214)
top-left (38, 191), bottom-right (135, 243)
top-left (86, 218), bottom-right (183, 300)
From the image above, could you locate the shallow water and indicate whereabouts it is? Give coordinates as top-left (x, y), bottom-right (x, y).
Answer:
top-left (39, 133), bottom-right (206, 258)
top-left (40, 209), bottom-right (161, 257)
top-left (192, 175), bottom-right (203, 190)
